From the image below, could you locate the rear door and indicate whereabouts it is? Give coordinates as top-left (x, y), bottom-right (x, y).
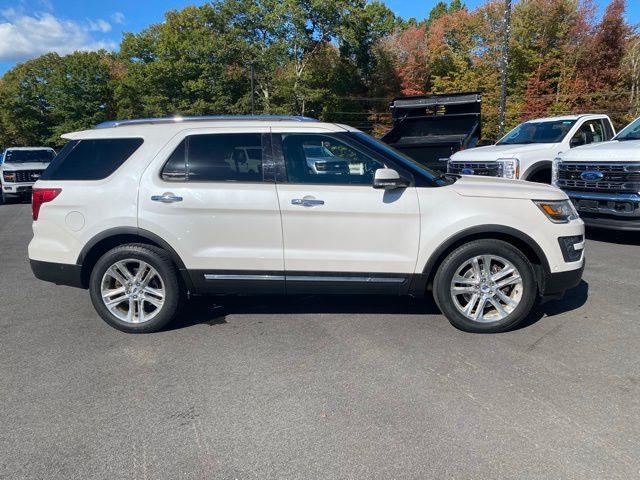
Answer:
top-left (138, 127), bottom-right (285, 294)
top-left (272, 128), bottom-right (421, 294)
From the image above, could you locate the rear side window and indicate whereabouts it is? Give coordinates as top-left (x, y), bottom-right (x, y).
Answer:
top-left (41, 138), bottom-right (144, 181)
top-left (161, 133), bottom-right (263, 182)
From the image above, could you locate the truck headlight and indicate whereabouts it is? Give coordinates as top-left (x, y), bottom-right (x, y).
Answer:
top-left (533, 200), bottom-right (579, 223)
top-left (2, 171), bottom-right (15, 182)
top-left (497, 158), bottom-right (519, 179)
top-left (552, 157), bottom-right (561, 187)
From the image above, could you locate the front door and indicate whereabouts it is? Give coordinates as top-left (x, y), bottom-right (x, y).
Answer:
top-left (138, 127), bottom-right (284, 294)
top-left (272, 130), bottom-right (421, 294)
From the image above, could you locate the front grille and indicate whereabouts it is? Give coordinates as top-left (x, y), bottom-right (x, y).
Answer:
top-left (13, 170), bottom-right (44, 183)
top-left (448, 162), bottom-right (502, 177)
top-left (557, 163), bottom-right (640, 193)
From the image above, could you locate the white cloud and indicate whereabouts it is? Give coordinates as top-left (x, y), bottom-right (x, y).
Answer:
top-left (111, 12), bottom-right (125, 25)
top-left (0, 10), bottom-right (116, 63)
top-left (88, 19), bottom-right (112, 33)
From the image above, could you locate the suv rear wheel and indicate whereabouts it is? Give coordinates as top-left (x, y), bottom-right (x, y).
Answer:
top-left (433, 239), bottom-right (537, 333)
top-left (89, 244), bottom-right (182, 333)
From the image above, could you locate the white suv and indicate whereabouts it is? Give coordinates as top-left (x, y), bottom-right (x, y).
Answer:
top-left (29, 116), bottom-right (585, 334)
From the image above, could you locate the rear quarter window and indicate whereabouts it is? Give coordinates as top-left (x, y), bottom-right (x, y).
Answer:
top-left (41, 138), bottom-right (144, 181)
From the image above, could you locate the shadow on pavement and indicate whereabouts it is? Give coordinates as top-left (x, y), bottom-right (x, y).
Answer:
top-left (586, 227), bottom-right (640, 246)
top-left (169, 282), bottom-right (589, 332)
top-left (168, 294), bottom-right (440, 330)
top-left (515, 280), bottom-right (590, 330)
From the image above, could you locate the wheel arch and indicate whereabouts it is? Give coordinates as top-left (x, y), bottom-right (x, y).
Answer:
top-left (411, 225), bottom-right (550, 295)
top-left (77, 227), bottom-right (192, 291)
top-left (522, 161), bottom-right (552, 183)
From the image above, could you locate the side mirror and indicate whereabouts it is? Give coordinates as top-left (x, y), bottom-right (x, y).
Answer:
top-left (570, 137), bottom-right (585, 148)
top-left (373, 168), bottom-right (409, 190)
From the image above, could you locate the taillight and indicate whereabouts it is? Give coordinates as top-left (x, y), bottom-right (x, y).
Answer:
top-left (32, 188), bottom-right (61, 221)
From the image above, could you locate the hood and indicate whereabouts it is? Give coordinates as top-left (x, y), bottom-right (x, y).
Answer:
top-left (560, 140), bottom-right (640, 162)
top-left (451, 143), bottom-right (560, 161)
top-left (1, 161), bottom-right (50, 171)
top-left (451, 175), bottom-right (567, 200)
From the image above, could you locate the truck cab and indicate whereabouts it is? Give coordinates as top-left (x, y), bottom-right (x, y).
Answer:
top-left (554, 116), bottom-right (640, 231)
top-left (1, 147), bottom-right (56, 204)
top-left (447, 114), bottom-right (615, 183)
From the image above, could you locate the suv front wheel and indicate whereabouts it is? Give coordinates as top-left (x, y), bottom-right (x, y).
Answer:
top-left (433, 239), bottom-right (537, 333)
top-left (89, 244), bottom-right (182, 333)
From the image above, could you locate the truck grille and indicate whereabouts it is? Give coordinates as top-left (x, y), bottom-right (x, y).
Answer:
top-left (13, 170), bottom-right (44, 183)
top-left (448, 162), bottom-right (502, 177)
top-left (557, 163), bottom-right (640, 193)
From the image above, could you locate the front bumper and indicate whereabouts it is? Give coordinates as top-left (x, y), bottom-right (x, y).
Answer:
top-left (540, 262), bottom-right (584, 296)
top-left (564, 190), bottom-right (640, 231)
top-left (2, 182), bottom-right (34, 195)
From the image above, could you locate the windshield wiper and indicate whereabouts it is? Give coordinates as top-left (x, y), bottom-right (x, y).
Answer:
top-left (616, 137), bottom-right (640, 141)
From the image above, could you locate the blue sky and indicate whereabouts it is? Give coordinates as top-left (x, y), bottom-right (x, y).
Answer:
top-left (1, 0), bottom-right (638, 74)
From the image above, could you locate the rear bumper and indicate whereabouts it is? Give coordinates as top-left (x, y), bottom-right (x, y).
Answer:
top-left (30, 259), bottom-right (84, 288)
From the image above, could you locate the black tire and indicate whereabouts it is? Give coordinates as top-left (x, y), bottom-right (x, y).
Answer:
top-left (433, 239), bottom-right (537, 333)
top-left (89, 243), bottom-right (182, 333)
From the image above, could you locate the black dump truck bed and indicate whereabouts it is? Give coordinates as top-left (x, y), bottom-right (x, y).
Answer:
top-left (380, 93), bottom-right (482, 173)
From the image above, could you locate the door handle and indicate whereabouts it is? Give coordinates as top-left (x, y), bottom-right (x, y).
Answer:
top-left (151, 193), bottom-right (183, 203)
top-left (292, 198), bottom-right (324, 207)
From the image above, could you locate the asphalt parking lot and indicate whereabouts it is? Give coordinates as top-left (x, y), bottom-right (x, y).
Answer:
top-left (1, 202), bottom-right (639, 479)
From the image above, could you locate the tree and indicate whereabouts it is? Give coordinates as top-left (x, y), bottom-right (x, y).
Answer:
top-left (0, 52), bottom-right (114, 147)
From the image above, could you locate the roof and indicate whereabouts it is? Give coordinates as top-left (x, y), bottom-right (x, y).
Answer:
top-left (526, 114), bottom-right (610, 123)
top-left (3, 147), bottom-right (55, 151)
top-left (95, 115), bottom-right (319, 129)
top-left (62, 115), bottom-right (358, 140)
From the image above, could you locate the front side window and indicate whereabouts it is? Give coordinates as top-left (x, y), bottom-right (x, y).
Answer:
top-left (497, 120), bottom-right (576, 145)
top-left (41, 138), bottom-right (143, 181)
top-left (281, 133), bottom-right (385, 185)
top-left (571, 120), bottom-right (606, 147)
top-left (161, 133), bottom-right (263, 182)
top-left (615, 117), bottom-right (640, 141)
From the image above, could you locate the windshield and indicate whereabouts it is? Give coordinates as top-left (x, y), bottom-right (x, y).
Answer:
top-left (497, 120), bottom-right (576, 145)
top-left (3, 149), bottom-right (55, 164)
top-left (349, 132), bottom-right (446, 184)
top-left (614, 117), bottom-right (640, 141)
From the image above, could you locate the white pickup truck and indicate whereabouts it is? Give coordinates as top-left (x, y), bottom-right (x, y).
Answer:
top-left (447, 115), bottom-right (615, 183)
top-left (1, 147), bottom-right (56, 204)
top-left (553, 116), bottom-right (640, 231)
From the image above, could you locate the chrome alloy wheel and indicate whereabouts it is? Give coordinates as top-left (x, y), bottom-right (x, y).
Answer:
top-left (100, 259), bottom-right (165, 324)
top-left (450, 255), bottom-right (523, 323)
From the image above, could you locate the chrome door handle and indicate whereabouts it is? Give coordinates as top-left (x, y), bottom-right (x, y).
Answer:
top-left (292, 198), bottom-right (324, 207)
top-left (151, 193), bottom-right (183, 203)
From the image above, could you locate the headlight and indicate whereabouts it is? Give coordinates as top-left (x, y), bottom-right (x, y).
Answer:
top-left (551, 157), bottom-right (561, 187)
top-left (497, 158), bottom-right (519, 179)
top-left (2, 171), bottom-right (15, 182)
top-left (533, 200), bottom-right (579, 223)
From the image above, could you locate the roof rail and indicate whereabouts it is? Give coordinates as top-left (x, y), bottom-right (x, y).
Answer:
top-left (95, 115), bottom-right (319, 129)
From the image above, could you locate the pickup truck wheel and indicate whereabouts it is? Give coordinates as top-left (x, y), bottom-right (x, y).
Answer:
top-left (89, 244), bottom-right (182, 333)
top-left (433, 239), bottom-right (537, 333)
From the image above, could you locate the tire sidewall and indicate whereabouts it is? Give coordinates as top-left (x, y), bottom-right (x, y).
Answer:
top-left (89, 245), bottom-right (181, 333)
top-left (434, 240), bottom-right (537, 333)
